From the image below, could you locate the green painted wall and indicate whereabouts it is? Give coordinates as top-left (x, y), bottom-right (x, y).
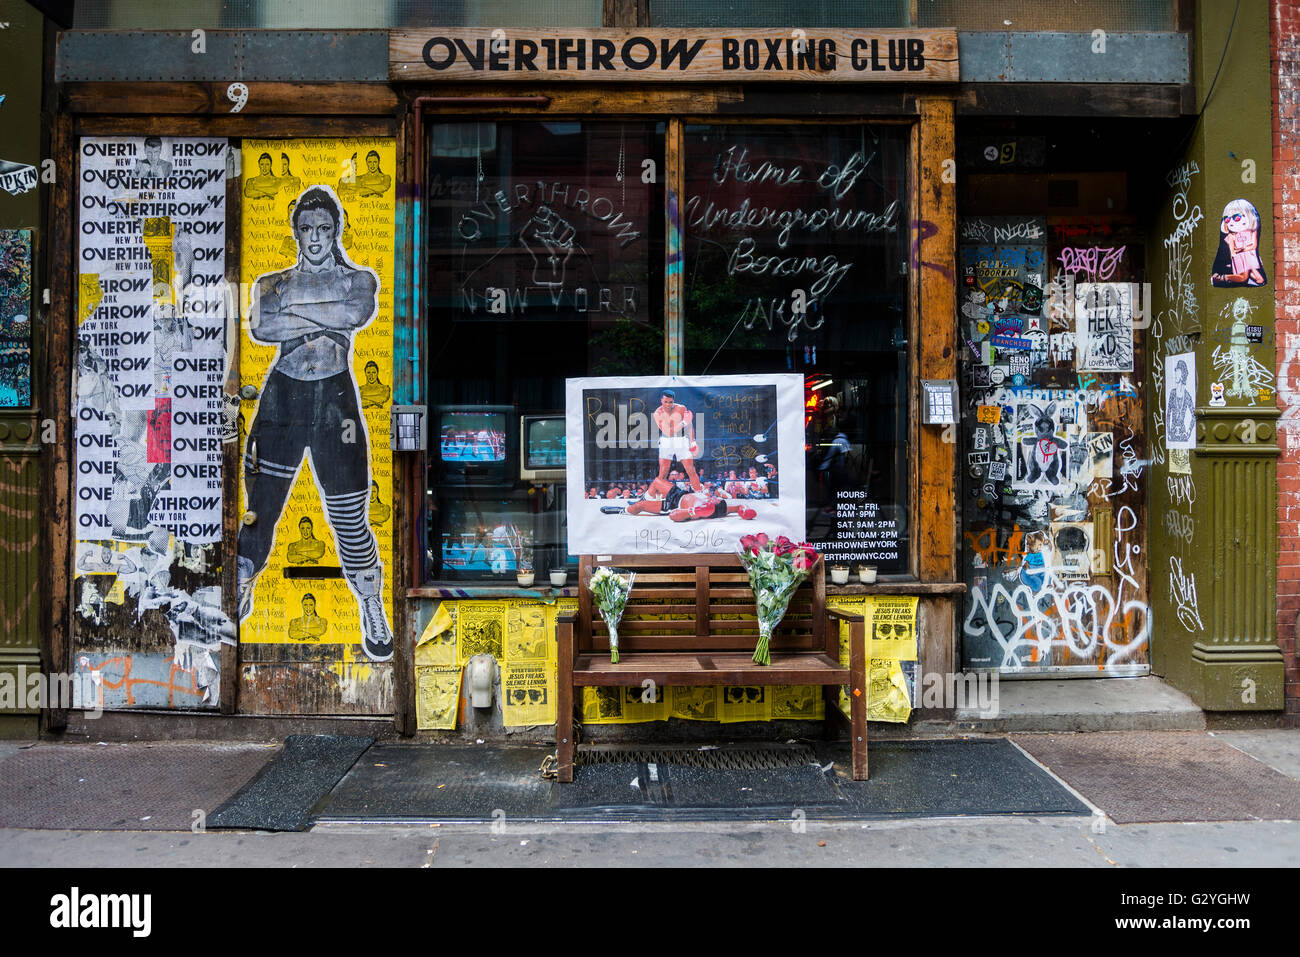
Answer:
top-left (1148, 0), bottom-right (1284, 710)
top-left (0, 0), bottom-right (44, 736)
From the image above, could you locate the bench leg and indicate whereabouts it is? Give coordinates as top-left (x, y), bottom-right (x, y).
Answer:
top-left (848, 620), bottom-right (868, 781)
top-left (556, 620), bottom-right (575, 782)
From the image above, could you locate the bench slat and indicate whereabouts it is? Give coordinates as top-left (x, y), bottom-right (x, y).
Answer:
top-left (587, 634), bottom-right (821, 652)
top-left (572, 652), bottom-right (847, 687)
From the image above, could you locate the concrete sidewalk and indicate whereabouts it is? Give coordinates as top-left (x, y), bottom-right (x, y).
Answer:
top-left (0, 728), bottom-right (1296, 867)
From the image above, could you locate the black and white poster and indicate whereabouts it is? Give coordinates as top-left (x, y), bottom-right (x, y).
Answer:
top-left (75, 136), bottom-right (228, 544)
top-left (1165, 352), bottom-right (1197, 451)
top-left (1075, 282), bottom-right (1134, 373)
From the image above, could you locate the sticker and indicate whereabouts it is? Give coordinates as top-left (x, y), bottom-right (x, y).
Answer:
top-left (1051, 522), bottom-right (1094, 579)
top-left (1211, 199), bottom-right (1267, 288)
top-left (1008, 353), bottom-right (1031, 378)
top-left (991, 335), bottom-right (1031, 350)
top-left (968, 451), bottom-right (990, 466)
top-left (1209, 382), bottom-right (1226, 407)
top-left (1166, 353), bottom-right (1198, 447)
top-left (976, 320), bottom-right (990, 335)
top-left (971, 365), bottom-right (992, 389)
top-left (1258, 387), bottom-right (1274, 403)
top-left (976, 404), bottom-right (1002, 424)
top-left (988, 461), bottom-right (1007, 482)
top-left (1075, 283), bottom-right (1134, 372)
top-left (1246, 324), bottom-right (1264, 343)
top-left (972, 427), bottom-right (989, 450)
top-left (1168, 447), bottom-right (1191, 474)
top-left (990, 367), bottom-right (1006, 385)
top-left (1011, 374), bottom-right (1026, 387)
top-left (0, 159), bottom-right (37, 196)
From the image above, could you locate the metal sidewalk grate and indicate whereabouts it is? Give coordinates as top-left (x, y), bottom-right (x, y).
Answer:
top-left (576, 744), bottom-right (819, 770)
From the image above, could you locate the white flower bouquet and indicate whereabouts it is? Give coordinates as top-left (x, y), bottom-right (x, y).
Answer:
top-left (588, 566), bottom-right (634, 663)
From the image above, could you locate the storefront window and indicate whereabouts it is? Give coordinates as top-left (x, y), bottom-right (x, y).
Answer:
top-left (682, 123), bottom-right (911, 574)
top-left (424, 120), bottom-right (665, 580)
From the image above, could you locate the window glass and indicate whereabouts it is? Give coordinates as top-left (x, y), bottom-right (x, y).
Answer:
top-left (682, 123), bottom-right (910, 574)
top-left (425, 120), bottom-right (665, 580)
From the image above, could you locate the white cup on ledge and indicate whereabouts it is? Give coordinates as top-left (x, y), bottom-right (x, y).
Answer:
top-left (858, 565), bottom-right (877, 584)
top-left (830, 566), bottom-right (850, 586)
top-left (550, 569), bottom-right (568, 588)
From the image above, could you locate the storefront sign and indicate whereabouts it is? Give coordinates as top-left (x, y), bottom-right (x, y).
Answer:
top-left (391, 29), bottom-right (958, 82)
top-left (565, 374), bottom-right (805, 555)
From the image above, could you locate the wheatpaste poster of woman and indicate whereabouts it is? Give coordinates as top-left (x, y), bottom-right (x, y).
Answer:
top-left (238, 139), bottom-right (396, 665)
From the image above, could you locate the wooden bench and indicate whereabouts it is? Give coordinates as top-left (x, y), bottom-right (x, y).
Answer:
top-left (555, 553), bottom-right (867, 782)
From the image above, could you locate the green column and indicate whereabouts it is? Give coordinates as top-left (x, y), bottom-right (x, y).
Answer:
top-left (1149, 0), bottom-right (1285, 710)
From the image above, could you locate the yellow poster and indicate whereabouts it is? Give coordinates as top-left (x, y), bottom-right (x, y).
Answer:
top-left (502, 601), bottom-right (556, 726)
top-left (830, 595), bottom-right (918, 723)
top-left (871, 596), bottom-right (919, 661)
top-left (670, 686), bottom-right (719, 721)
top-left (771, 685), bottom-right (825, 720)
top-left (416, 666), bottom-right (462, 730)
top-left (237, 138), bottom-right (396, 663)
top-left (719, 685), bottom-right (772, 723)
top-left (582, 685), bottom-right (670, 724)
top-left (456, 601), bottom-right (507, 663)
top-left (502, 662), bottom-right (556, 726)
top-left (415, 604), bottom-right (458, 667)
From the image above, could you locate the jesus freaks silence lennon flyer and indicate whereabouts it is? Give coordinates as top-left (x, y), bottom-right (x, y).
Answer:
top-left (565, 374), bottom-right (804, 556)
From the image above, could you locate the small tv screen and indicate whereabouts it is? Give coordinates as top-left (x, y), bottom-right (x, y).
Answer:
top-left (525, 417), bottom-right (566, 469)
top-left (440, 412), bottom-right (506, 463)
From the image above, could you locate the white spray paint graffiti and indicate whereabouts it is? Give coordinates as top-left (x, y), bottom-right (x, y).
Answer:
top-left (1169, 555), bottom-right (1204, 632)
top-left (1211, 298), bottom-right (1274, 401)
top-left (962, 504), bottom-right (1150, 671)
top-left (1152, 162), bottom-right (1202, 467)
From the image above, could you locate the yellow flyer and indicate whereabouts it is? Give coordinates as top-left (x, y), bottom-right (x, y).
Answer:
top-left (416, 666), bottom-right (462, 730)
top-left (502, 662), bottom-right (556, 726)
top-left (236, 138), bottom-right (397, 662)
top-left (582, 685), bottom-right (670, 724)
top-left (871, 596), bottom-right (919, 661)
top-left (415, 605), bottom-right (457, 667)
top-left (670, 686), bottom-right (719, 721)
top-left (719, 685), bottom-right (772, 723)
top-left (771, 685), bottom-right (825, 720)
top-left (505, 603), bottom-right (552, 662)
top-left (456, 601), bottom-right (507, 663)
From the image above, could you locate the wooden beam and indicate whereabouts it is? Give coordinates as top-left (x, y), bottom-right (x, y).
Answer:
top-left (391, 114), bottom-right (415, 737)
top-left (219, 144), bottom-right (241, 715)
top-left (955, 83), bottom-right (1184, 118)
top-left (916, 96), bottom-right (957, 583)
top-left (73, 117), bottom-right (396, 138)
top-left (42, 112), bottom-right (75, 732)
top-left (62, 82), bottom-right (399, 116)
top-left (664, 117), bottom-right (683, 375)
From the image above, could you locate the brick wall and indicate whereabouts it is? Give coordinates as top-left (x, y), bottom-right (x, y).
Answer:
top-left (1272, 0), bottom-right (1300, 724)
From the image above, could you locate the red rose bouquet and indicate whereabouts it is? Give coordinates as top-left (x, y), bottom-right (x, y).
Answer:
top-left (737, 533), bottom-right (819, 666)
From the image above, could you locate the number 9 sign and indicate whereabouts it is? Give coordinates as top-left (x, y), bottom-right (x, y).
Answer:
top-left (226, 82), bottom-right (248, 113)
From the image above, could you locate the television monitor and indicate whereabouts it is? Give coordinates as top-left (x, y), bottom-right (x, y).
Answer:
top-left (520, 414), bottom-right (566, 482)
top-left (436, 405), bottom-right (515, 484)
top-left (435, 490), bottom-right (535, 580)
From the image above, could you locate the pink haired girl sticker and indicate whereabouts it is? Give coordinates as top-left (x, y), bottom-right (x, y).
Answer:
top-left (1211, 199), bottom-right (1267, 287)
